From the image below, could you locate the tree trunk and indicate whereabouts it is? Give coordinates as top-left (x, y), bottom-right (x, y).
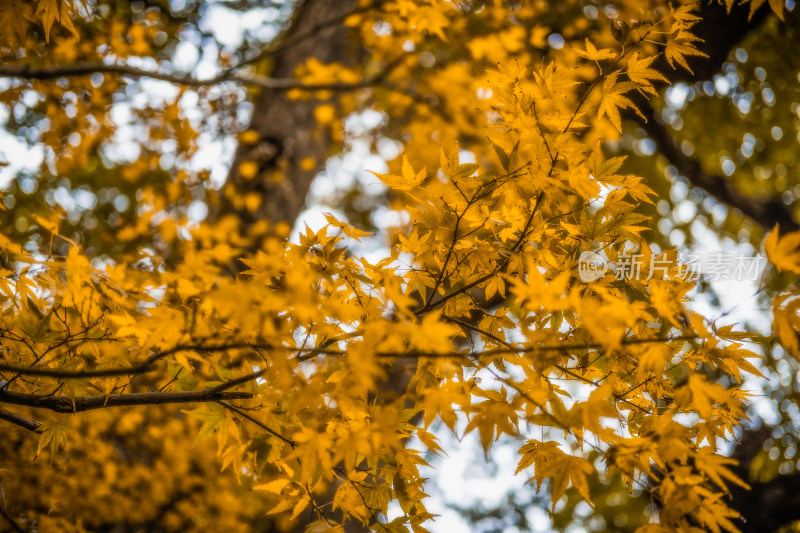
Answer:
top-left (219, 0), bottom-right (360, 230)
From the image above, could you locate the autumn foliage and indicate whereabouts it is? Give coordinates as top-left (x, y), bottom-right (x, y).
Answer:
top-left (0, 0), bottom-right (799, 532)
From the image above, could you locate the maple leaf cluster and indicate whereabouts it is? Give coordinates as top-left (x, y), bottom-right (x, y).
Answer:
top-left (0, 0), bottom-right (797, 532)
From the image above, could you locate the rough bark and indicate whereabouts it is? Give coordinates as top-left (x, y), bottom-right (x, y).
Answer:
top-left (219, 0), bottom-right (360, 229)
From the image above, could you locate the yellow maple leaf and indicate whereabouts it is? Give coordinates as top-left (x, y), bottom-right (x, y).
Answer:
top-left (574, 38), bottom-right (617, 62)
top-left (626, 52), bottom-right (668, 94)
top-left (773, 293), bottom-right (800, 358)
top-left (369, 155), bottom-right (427, 191)
top-left (534, 62), bottom-right (580, 98)
top-left (694, 447), bottom-right (749, 491)
top-left (518, 441), bottom-right (594, 509)
top-left (664, 39), bottom-right (707, 74)
top-left (0, 1), bottom-right (33, 45)
top-left (36, 0), bottom-right (60, 42)
top-left (37, 416), bottom-right (71, 456)
top-left (749, 0), bottom-right (785, 20)
top-left (33, 214), bottom-right (59, 235)
top-left (597, 72), bottom-right (645, 133)
top-left (324, 213), bottom-right (373, 241)
top-left (238, 161), bottom-right (258, 180)
top-left (765, 225), bottom-right (800, 274)
top-left (58, 0), bottom-right (78, 37)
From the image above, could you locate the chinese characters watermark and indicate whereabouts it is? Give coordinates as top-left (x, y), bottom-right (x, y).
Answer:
top-left (578, 250), bottom-right (763, 283)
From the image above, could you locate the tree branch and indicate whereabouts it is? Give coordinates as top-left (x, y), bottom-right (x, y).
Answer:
top-left (629, 1), bottom-right (799, 231)
top-left (217, 400), bottom-right (297, 447)
top-left (0, 406), bottom-right (42, 433)
top-left (0, 343), bottom-right (233, 378)
top-left (0, 62), bottom-right (385, 92)
top-left (638, 101), bottom-right (799, 232)
top-left (0, 389), bottom-right (251, 413)
top-left (207, 367), bottom-right (268, 394)
top-left (0, 335), bottom-right (697, 379)
top-left (0, 341), bottom-right (284, 379)
top-left (0, 507), bottom-right (26, 533)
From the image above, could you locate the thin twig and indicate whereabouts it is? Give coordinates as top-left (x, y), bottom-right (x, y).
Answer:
top-left (216, 400), bottom-right (297, 447)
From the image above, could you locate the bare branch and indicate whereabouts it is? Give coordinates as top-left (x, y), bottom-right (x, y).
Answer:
top-left (0, 389), bottom-right (252, 413)
top-left (623, 1), bottom-right (797, 232)
top-left (0, 62), bottom-right (388, 93)
top-left (216, 400), bottom-right (297, 447)
top-left (637, 100), bottom-right (799, 232)
top-left (207, 367), bottom-right (268, 394)
top-left (371, 335), bottom-right (697, 359)
top-left (0, 406), bottom-right (42, 433)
